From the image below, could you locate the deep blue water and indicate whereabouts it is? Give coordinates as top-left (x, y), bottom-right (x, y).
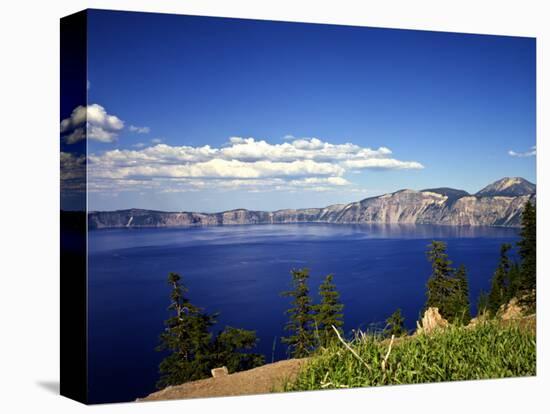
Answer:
top-left (88, 223), bottom-right (519, 403)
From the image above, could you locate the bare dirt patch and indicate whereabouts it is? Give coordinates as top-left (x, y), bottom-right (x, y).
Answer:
top-left (138, 358), bottom-right (308, 402)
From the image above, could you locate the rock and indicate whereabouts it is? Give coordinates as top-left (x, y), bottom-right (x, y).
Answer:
top-left (500, 298), bottom-right (523, 320)
top-left (416, 307), bottom-right (449, 334)
top-left (467, 316), bottom-right (480, 328)
top-left (466, 312), bottom-right (490, 328)
top-left (211, 366), bottom-right (229, 378)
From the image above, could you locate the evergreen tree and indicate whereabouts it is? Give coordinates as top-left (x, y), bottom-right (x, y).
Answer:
top-left (156, 272), bottom-right (215, 388)
top-left (385, 308), bottom-right (406, 337)
top-left (157, 272), bottom-right (263, 389)
top-left (507, 262), bottom-right (522, 302)
top-left (425, 241), bottom-right (455, 320)
top-left (453, 264), bottom-right (471, 325)
top-left (313, 274), bottom-right (344, 347)
top-left (281, 268), bottom-right (315, 358)
top-left (487, 243), bottom-right (512, 316)
top-left (425, 241), bottom-right (471, 324)
top-left (517, 200), bottom-right (536, 306)
top-left (210, 327), bottom-right (265, 373)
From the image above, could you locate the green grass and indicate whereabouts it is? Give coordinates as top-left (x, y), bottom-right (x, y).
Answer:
top-left (285, 320), bottom-right (536, 391)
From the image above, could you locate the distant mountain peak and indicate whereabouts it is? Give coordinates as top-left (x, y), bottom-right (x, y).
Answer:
top-left (476, 177), bottom-right (535, 197)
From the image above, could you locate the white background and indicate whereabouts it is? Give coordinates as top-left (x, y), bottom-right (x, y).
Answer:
top-left (0, 0), bottom-right (547, 412)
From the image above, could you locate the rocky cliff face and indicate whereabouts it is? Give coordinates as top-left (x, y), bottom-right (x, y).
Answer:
top-left (88, 177), bottom-right (536, 229)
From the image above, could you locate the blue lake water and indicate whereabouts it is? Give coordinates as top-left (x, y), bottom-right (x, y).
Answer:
top-left (88, 223), bottom-right (519, 403)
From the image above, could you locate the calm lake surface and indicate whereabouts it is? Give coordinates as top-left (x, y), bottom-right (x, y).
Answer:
top-left (88, 223), bottom-right (519, 403)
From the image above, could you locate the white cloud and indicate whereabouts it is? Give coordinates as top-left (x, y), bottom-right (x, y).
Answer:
top-left (60, 151), bottom-right (86, 192)
top-left (63, 128), bottom-right (86, 145)
top-left (60, 104), bottom-right (124, 144)
top-left (129, 125), bottom-right (151, 134)
top-left (88, 137), bottom-right (423, 194)
top-left (60, 151), bottom-right (86, 179)
top-left (342, 158), bottom-right (424, 169)
top-left (90, 155), bottom-right (344, 180)
top-left (151, 138), bottom-right (163, 144)
top-left (288, 177), bottom-right (350, 187)
top-left (508, 146), bottom-right (536, 158)
top-left (220, 137), bottom-right (397, 163)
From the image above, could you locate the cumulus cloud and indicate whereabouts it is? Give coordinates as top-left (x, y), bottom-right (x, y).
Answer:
top-left (88, 136), bottom-right (423, 194)
top-left (60, 151), bottom-right (86, 192)
top-left (63, 128), bottom-right (86, 145)
top-left (129, 125), bottom-right (150, 134)
top-left (508, 146), bottom-right (536, 158)
top-left (90, 155), bottom-right (344, 180)
top-left (60, 104), bottom-right (124, 144)
top-left (220, 137), bottom-right (397, 163)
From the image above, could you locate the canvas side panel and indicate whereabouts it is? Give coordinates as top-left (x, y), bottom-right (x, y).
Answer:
top-left (60, 10), bottom-right (88, 404)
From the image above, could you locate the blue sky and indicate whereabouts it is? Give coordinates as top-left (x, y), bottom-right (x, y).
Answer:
top-left (61, 9), bottom-right (536, 212)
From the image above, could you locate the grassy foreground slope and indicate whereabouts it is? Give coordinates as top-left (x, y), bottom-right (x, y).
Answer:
top-left (285, 319), bottom-right (535, 391)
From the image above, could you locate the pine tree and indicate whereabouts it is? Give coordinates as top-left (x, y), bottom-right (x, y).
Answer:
top-left (425, 241), bottom-right (455, 320)
top-left (453, 264), bottom-right (471, 325)
top-left (210, 327), bottom-right (265, 373)
top-left (281, 268), bottom-right (315, 358)
top-left (507, 262), bottom-right (522, 302)
top-left (487, 243), bottom-right (512, 316)
top-left (425, 241), bottom-right (471, 324)
top-left (517, 200), bottom-right (536, 307)
top-left (314, 274), bottom-right (344, 347)
top-left (385, 308), bottom-right (406, 337)
top-left (157, 272), bottom-right (263, 389)
top-left (156, 272), bottom-right (215, 388)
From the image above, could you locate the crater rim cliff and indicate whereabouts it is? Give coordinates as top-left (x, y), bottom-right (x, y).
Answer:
top-left (88, 177), bottom-right (536, 229)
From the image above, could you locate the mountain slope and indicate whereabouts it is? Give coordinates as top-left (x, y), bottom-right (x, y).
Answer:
top-left (89, 177), bottom-right (536, 229)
